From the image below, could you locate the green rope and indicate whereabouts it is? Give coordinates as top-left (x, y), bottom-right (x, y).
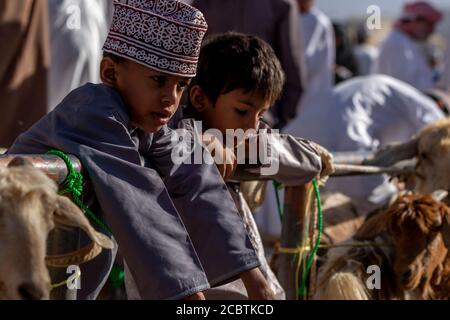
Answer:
top-left (298, 179), bottom-right (323, 299)
top-left (46, 150), bottom-right (112, 236)
top-left (273, 181), bottom-right (284, 221)
top-left (46, 150), bottom-right (124, 288)
top-left (273, 179), bottom-right (324, 299)
top-left (109, 265), bottom-right (126, 289)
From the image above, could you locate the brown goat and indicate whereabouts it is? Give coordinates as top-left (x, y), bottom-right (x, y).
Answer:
top-left (314, 194), bottom-right (450, 300)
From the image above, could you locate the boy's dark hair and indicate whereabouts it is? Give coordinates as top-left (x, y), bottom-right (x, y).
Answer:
top-left (103, 52), bottom-right (126, 64)
top-left (192, 32), bottom-right (285, 106)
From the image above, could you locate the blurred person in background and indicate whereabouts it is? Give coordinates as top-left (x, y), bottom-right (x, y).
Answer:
top-left (425, 27), bottom-right (450, 117)
top-left (437, 25), bottom-right (450, 92)
top-left (333, 22), bottom-right (359, 84)
top-left (191, 0), bottom-right (305, 129)
top-left (353, 23), bottom-right (379, 76)
top-left (376, 1), bottom-right (443, 91)
top-left (48, 0), bottom-right (113, 111)
top-left (0, 0), bottom-right (50, 148)
top-left (296, 0), bottom-right (335, 107)
top-left (425, 88), bottom-right (450, 116)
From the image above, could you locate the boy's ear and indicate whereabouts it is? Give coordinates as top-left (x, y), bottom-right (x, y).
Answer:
top-left (100, 57), bottom-right (118, 87)
top-left (190, 85), bottom-right (210, 112)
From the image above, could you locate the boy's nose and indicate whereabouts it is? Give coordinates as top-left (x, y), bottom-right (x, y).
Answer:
top-left (248, 116), bottom-right (260, 130)
top-left (161, 86), bottom-right (178, 106)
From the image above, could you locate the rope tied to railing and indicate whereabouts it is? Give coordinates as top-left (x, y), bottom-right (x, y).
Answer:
top-left (46, 150), bottom-right (124, 289)
top-left (46, 150), bottom-right (112, 236)
top-left (273, 179), bottom-right (323, 299)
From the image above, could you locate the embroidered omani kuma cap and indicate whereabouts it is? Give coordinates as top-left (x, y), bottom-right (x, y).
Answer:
top-left (103, 0), bottom-right (208, 77)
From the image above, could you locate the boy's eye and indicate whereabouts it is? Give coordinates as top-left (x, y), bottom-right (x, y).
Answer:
top-left (235, 108), bottom-right (248, 116)
top-left (150, 76), bottom-right (165, 85)
top-left (177, 81), bottom-right (189, 89)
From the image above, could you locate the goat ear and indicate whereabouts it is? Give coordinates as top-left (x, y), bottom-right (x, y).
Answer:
top-left (54, 195), bottom-right (114, 250)
top-left (442, 214), bottom-right (450, 249)
top-left (8, 157), bottom-right (33, 168)
top-left (354, 213), bottom-right (387, 241)
top-left (432, 190), bottom-right (449, 202)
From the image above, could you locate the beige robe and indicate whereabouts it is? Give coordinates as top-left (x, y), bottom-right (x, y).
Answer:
top-left (0, 0), bottom-right (49, 147)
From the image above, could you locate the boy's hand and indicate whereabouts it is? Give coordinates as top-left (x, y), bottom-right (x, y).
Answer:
top-left (241, 268), bottom-right (275, 300)
top-left (232, 134), bottom-right (264, 165)
top-left (184, 292), bottom-right (206, 300)
top-left (202, 133), bottom-right (237, 181)
top-left (311, 142), bottom-right (335, 184)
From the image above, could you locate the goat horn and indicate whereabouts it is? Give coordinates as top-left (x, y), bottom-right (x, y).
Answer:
top-left (332, 163), bottom-right (415, 177)
top-left (46, 242), bottom-right (103, 268)
top-left (46, 231), bottom-right (114, 268)
top-left (363, 138), bottom-right (419, 167)
top-left (47, 196), bottom-right (115, 267)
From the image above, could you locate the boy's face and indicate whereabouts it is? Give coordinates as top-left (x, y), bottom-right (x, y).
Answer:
top-left (100, 57), bottom-right (191, 133)
top-left (190, 87), bottom-right (271, 134)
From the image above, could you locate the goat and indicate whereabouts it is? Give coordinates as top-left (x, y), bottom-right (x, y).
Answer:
top-left (365, 118), bottom-right (450, 195)
top-left (0, 157), bottom-right (113, 300)
top-left (314, 194), bottom-right (450, 300)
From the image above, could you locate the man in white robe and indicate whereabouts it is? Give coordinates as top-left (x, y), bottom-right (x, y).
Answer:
top-left (48, 0), bottom-right (113, 110)
top-left (297, 0), bottom-right (335, 102)
top-left (375, 1), bottom-right (443, 91)
top-left (353, 24), bottom-right (379, 76)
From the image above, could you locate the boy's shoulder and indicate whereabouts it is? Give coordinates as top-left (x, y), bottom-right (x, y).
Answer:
top-left (55, 83), bottom-right (129, 124)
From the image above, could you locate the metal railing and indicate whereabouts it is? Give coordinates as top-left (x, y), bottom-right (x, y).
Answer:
top-left (1, 151), bottom-right (409, 300)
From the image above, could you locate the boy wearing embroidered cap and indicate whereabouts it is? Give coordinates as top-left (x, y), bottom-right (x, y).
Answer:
top-left (8, 0), bottom-right (271, 300)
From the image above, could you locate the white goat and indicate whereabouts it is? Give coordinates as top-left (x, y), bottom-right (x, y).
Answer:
top-left (0, 157), bottom-right (113, 300)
